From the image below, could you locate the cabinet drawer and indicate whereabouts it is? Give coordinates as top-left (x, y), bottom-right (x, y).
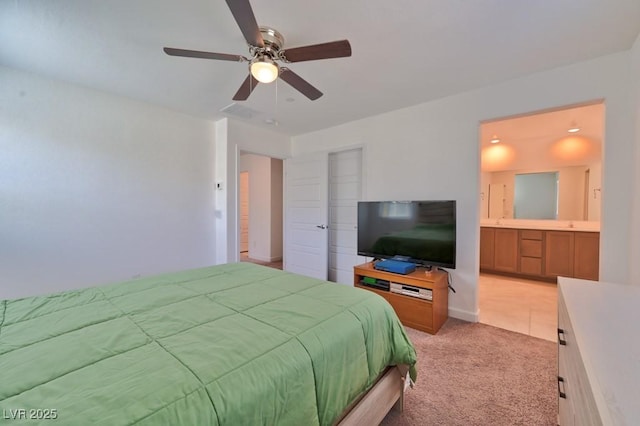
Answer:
top-left (558, 345), bottom-right (574, 426)
top-left (520, 257), bottom-right (542, 275)
top-left (383, 291), bottom-right (434, 332)
top-left (520, 230), bottom-right (543, 240)
top-left (520, 239), bottom-right (542, 257)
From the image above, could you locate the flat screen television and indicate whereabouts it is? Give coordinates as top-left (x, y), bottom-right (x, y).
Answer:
top-left (357, 200), bottom-right (456, 269)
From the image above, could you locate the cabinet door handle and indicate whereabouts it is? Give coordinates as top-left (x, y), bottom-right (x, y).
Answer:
top-left (557, 328), bottom-right (567, 345)
top-left (557, 376), bottom-right (567, 399)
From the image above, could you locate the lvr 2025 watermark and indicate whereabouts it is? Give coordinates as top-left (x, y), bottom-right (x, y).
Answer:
top-left (3, 409), bottom-right (58, 420)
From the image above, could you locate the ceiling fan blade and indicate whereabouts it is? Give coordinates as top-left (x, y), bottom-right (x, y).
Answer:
top-left (164, 47), bottom-right (244, 62)
top-left (281, 40), bottom-right (351, 63)
top-left (232, 74), bottom-right (259, 101)
top-left (279, 68), bottom-right (323, 100)
top-left (225, 0), bottom-right (264, 47)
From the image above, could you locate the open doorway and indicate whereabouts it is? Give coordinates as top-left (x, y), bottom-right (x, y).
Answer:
top-left (478, 101), bottom-right (604, 341)
top-left (238, 151), bottom-right (283, 270)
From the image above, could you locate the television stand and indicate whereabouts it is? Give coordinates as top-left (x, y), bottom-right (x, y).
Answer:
top-left (354, 262), bottom-right (448, 334)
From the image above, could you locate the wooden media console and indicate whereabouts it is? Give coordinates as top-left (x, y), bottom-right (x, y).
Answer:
top-left (354, 262), bottom-right (448, 334)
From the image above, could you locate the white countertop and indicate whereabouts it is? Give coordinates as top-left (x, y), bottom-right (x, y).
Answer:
top-left (558, 277), bottom-right (640, 425)
top-left (480, 219), bottom-right (600, 232)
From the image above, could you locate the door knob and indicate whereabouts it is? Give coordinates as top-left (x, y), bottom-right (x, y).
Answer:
top-left (316, 224), bottom-right (327, 229)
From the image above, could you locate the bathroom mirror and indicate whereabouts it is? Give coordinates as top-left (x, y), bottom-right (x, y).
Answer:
top-left (485, 165), bottom-right (599, 221)
top-left (514, 172), bottom-right (558, 219)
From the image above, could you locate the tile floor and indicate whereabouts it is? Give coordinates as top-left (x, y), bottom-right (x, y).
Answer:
top-left (478, 273), bottom-right (557, 342)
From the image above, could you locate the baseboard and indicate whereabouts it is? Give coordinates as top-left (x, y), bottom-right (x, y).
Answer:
top-left (249, 255), bottom-right (282, 262)
top-left (448, 307), bottom-right (479, 323)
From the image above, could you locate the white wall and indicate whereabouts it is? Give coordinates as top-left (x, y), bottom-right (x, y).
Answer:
top-left (214, 118), bottom-right (290, 264)
top-left (630, 33), bottom-right (640, 283)
top-left (238, 153), bottom-right (283, 262)
top-left (239, 154), bottom-right (270, 260)
top-left (587, 162), bottom-right (602, 221)
top-left (0, 66), bottom-right (217, 299)
top-left (557, 167), bottom-right (586, 220)
top-left (488, 171), bottom-right (515, 218)
top-left (480, 172), bottom-right (490, 219)
top-left (292, 51), bottom-right (635, 320)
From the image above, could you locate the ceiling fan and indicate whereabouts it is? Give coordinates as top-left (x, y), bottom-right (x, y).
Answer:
top-left (163, 0), bottom-right (352, 101)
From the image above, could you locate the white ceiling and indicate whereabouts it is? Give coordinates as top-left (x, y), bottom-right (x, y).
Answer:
top-left (1, 1), bottom-right (639, 136)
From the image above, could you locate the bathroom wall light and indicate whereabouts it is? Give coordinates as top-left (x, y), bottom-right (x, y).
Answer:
top-left (490, 135), bottom-right (501, 144)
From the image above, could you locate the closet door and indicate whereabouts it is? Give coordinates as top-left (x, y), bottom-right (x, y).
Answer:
top-left (284, 153), bottom-right (329, 279)
top-left (328, 149), bottom-right (362, 285)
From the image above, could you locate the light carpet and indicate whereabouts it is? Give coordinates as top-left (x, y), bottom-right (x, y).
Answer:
top-left (381, 318), bottom-right (557, 426)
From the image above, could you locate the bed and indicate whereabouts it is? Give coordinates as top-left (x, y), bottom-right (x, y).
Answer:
top-left (0, 263), bottom-right (417, 425)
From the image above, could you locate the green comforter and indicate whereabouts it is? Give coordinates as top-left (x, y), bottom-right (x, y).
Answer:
top-left (0, 263), bottom-right (416, 425)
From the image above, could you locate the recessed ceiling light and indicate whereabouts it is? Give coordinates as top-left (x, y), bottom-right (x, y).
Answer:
top-left (568, 121), bottom-right (580, 133)
top-left (490, 135), bottom-right (500, 144)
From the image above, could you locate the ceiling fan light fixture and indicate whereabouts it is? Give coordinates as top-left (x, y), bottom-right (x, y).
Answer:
top-left (163, 1), bottom-right (350, 101)
top-left (250, 57), bottom-right (279, 83)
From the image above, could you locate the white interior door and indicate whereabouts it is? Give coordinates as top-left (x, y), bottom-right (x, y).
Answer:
top-left (328, 149), bottom-right (363, 285)
top-left (239, 171), bottom-right (249, 253)
top-left (284, 153), bottom-right (329, 279)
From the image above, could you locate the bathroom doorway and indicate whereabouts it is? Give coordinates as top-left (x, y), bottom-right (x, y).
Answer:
top-left (478, 101), bottom-right (604, 340)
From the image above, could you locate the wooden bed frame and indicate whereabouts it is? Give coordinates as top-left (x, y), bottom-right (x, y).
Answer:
top-left (335, 365), bottom-right (409, 425)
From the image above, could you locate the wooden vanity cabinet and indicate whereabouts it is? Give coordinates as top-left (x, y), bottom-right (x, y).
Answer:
top-left (519, 230), bottom-right (543, 276)
top-left (479, 227), bottom-right (495, 270)
top-left (480, 227), bottom-right (599, 282)
top-left (573, 232), bottom-right (600, 281)
top-left (545, 231), bottom-right (575, 279)
top-left (493, 228), bottom-right (518, 273)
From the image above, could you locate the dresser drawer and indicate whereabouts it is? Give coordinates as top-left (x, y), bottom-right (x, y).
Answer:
top-left (557, 289), bottom-right (602, 426)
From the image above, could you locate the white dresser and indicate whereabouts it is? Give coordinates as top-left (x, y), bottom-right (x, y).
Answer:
top-left (558, 277), bottom-right (640, 425)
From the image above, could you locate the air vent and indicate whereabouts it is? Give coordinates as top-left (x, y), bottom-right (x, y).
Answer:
top-left (220, 103), bottom-right (259, 119)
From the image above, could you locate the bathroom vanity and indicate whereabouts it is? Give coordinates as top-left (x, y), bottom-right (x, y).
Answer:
top-left (480, 221), bottom-right (600, 282)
